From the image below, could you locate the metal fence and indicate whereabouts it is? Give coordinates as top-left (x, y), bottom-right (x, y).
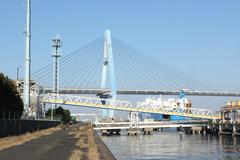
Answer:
top-left (45, 116), bottom-right (62, 121)
top-left (0, 111), bottom-right (22, 120)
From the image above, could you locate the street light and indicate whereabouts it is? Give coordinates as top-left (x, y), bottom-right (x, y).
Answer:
top-left (17, 65), bottom-right (22, 81)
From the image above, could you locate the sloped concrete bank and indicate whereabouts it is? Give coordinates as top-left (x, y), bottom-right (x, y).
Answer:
top-left (94, 130), bottom-right (116, 160)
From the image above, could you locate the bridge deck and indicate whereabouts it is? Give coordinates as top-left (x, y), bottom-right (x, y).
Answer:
top-left (42, 88), bottom-right (240, 97)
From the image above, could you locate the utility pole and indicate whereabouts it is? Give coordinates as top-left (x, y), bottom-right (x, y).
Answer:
top-left (17, 65), bottom-right (21, 81)
top-left (23, 0), bottom-right (31, 118)
top-left (51, 35), bottom-right (62, 120)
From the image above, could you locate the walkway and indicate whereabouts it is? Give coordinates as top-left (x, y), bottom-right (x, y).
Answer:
top-left (0, 124), bottom-right (115, 160)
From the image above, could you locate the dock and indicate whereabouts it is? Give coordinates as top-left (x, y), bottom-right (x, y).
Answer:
top-left (94, 120), bottom-right (240, 136)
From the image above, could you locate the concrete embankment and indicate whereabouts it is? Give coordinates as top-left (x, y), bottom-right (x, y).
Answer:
top-left (0, 119), bottom-right (60, 138)
top-left (0, 123), bottom-right (116, 160)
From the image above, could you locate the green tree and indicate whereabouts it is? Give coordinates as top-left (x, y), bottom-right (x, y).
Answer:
top-left (63, 109), bottom-right (71, 123)
top-left (45, 106), bottom-right (71, 123)
top-left (0, 73), bottom-right (23, 118)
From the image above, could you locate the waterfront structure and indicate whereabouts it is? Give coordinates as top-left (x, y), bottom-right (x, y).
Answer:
top-left (220, 100), bottom-right (240, 123)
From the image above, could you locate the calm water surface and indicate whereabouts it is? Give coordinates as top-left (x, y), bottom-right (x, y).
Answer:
top-left (99, 130), bottom-right (240, 160)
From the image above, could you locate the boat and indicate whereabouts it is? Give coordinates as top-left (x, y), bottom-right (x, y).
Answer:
top-left (138, 90), bottom-right (192, 121)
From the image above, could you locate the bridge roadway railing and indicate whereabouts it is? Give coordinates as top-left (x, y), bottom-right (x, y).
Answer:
top-left (42, 94), bottom-right (221, 120)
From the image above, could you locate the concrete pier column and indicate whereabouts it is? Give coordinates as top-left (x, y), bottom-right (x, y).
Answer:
top-left (185, 128), bottom-right (191, 134)
top-left (203, 130), bottom-right (206, 135)
top-left (232, 125), bottom-right (236, 137)
top-left (202, 127), bottom-right (207, 135)
top-left (219, 125), bottom-right (222, 135)
top-left (207, 125), bottom-right (210, 130)
top-left (143, 128), bottom-right (153, 135)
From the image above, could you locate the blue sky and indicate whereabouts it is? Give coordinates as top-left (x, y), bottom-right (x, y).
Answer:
top-left (1, 0), bottom-right (240, 92)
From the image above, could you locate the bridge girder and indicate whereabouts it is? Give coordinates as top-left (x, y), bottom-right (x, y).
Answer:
top-left (41, 88), bottom-right (240, 97)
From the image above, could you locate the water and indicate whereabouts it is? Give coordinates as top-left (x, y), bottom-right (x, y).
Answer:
top-left (99, 130), bottom-right (240, 160)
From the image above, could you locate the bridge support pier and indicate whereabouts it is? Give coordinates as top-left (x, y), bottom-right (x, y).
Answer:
top-left (202, 127), bottom-right (207, 135)
top-left (101, 129), bottom-right (121, 136)
top-left (191, 127), bottom-right (202, 134)
top-left (216, 123), bottom-right (240, 136)
top-left (143, 128), bottom-right (153, 135)
top-left (232, 125), bottom-right (236, 137)
top-left (218, 125), bottom-right (222, 135)
top-left (127, 128), bottom-right (140, 136)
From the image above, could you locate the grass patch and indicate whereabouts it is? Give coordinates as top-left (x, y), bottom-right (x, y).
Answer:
top-left (69, 150), bottom-right (83, 160)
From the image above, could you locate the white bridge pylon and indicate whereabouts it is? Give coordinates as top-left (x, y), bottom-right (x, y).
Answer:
top-left (42, 94), bottom-right (221, 120)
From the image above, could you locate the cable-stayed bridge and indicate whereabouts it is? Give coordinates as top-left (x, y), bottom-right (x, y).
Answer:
top-left (30, 30), bottom-right (240, 120)
top-left (32, 32), bottom-right (238, 96)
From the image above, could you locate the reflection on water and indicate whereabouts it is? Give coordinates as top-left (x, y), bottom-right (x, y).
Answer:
top-left (99, 130), bottom-right (240, 160)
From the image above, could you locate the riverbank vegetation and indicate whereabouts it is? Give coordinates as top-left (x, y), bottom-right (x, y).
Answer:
top-left (0, 73), bottom-right (23, 119)
top-left (45, 106), bottom-right (71, 123)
